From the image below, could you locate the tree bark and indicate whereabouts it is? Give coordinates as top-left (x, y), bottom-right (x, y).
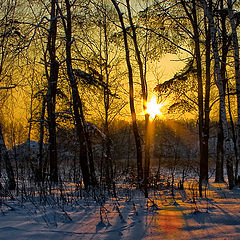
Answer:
top-left (215, 1), bottom-right (227, 182)
top-left (203, 11), bottom-right (211, 188)
top-left (37, 97), bottom-right (46, 182)
top-left (215, 115), bottom-right (225, 182)
top-left (227, 0), bottom-right (240, 182)
top-left (46, 0), bottom-right (59, 183)
top-left (227, 81), bottom-right (238, 182)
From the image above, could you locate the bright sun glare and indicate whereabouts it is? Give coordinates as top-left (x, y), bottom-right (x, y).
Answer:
top-left (145, 96), bottom-right (164, 119)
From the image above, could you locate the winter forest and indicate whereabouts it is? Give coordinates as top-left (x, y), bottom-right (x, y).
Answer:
top-left (1, 0), bottom-right (240, 239)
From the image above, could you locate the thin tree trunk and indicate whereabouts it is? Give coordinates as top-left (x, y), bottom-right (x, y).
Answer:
top-left (37, 97), bottom-right (46, 182)
top-left (181, 0), bottom-right (205, 196)
top-left (192, 0), bottom-right (205, 196)
top-left (216, 115), bottom-right (225, 182)
top-left (227, 81), bottom-right (238, 181)
top-left (111, 0), bottom-right (143, 184)
top-left (78, 98), bottom-right (97, 185)
top-left (227, 0), bottom-right (240, 181)
top-left (126, 0), bottom-right (147, 194)
top-left (62, 0), bottom-right (92, 188)
top-left (101, 14), bottom-right (114, 189)
top-left (203, 12), bottom-right (211, 188)
top-left (46, 0), bottom-right (59, 183)
top-left (215, 1), bottom-right (228, 182)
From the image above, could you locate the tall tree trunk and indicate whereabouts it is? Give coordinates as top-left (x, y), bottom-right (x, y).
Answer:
top-left (101, 14), bottom-right (114, 189)
top-left (46, 0), bottom-right (59, 183)
top-left (126, 0), bottom-right (148, 195)
top-left (227, 0), bottom-right (240, 181)
top-left (78, 98), bottom-right (97, 185)
top-left (37, 97), bottom-right (46, 182)
top-left (144, 114), bottom-right (151, 198)
top-left (0, 123), bottom-right (16, 190)
top-left (203, 12), bottom-right (211, 188)
top-left (111, 0), bottom-right (143, 184)
top-left (181, 0), bottom-right (205, 196)
top-left (200, 0), bottom-right (235, 189)
top-left (227, 81), bottom-right (238, 181)
top-left (215, 115), bottom-right (225, 182)
top-left (192, 0), bottom-right (205, 196)
top-left (62, 0), bottom-right (93, 188)
top-left (215, 1), bottom-right (228, 182)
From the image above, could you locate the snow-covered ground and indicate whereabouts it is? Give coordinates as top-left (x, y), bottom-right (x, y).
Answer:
top-left (0, 180), bottom-right (240, 240)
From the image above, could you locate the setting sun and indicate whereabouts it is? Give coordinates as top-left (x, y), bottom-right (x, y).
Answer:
top-left (145, 96), bottom-right (164, 119)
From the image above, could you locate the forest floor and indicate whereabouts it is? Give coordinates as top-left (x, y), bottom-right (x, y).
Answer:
top-left (0, 179), bottom-right (240, 240)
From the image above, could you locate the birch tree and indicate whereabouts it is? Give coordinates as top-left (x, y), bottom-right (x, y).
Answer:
top-left (46, 0), bottom-right (59, 183)
top-left (199, 0), bottom-right (235, 189)
top-left (227, 0), bottom-right (240, 182)
top-left (215, 0), bottom-right (228, 183)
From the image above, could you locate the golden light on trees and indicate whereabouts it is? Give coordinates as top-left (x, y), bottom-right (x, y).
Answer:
top-left (145, 95), bottom-right (164, 120)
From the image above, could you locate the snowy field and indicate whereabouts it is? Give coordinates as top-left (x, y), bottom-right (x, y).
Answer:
top-left (0, 180), bottom-right (240, 240)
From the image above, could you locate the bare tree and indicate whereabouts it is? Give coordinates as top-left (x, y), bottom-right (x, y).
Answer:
top-left (57, 0), bottom-right (98, 187)
top-left (152, 0), bottom-right (212, 196)
top-left (199, 0), bottom-right (235, 189)
top-left (180, 0), bottom-right (207, 196)
top-left (227, 0), bottom-right (240, 182)
top-left (111, 0), bottom-right (143, 185)
top-left (45, 0), bottom-right (59, 183)
top-left (126, 0), bottom-right (151, 196)
top-left (215, 0), bottom-right (227, 183)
